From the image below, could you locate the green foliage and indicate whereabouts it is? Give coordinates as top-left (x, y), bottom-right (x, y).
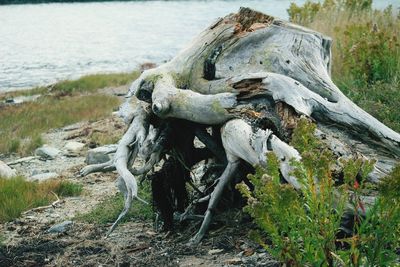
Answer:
top-left (337, 19), bottom-right (400, 87)
top-left (288, 0), bottom-right (400, 132)
top-left (238, 119), bottom-right (400, 266)
top-left (0, 176), bottom-right (82, 222)
top-left (77, 180), bottom-right (153, 224)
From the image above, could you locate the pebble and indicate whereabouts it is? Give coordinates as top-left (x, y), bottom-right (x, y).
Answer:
top-left (64, 141), bottom-right (85, 154)
top-left (47, 220), bottom-right (73, 233)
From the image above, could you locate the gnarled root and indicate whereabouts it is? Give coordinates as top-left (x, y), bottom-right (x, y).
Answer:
top-left (106, 102), bottom-right (151, 236)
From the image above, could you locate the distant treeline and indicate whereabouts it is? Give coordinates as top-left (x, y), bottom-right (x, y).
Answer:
top-left (0, 0), bottom-right (151, 5)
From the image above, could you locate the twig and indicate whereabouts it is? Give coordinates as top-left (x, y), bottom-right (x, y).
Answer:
top-left (23, 192), bottom-right (62, 214)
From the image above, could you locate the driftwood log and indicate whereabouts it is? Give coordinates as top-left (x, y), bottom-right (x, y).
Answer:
top-left (81, 8), bottom-right (400, 244)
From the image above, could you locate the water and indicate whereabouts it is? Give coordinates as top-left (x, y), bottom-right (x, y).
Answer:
top-left (0, 0), bottom-right (397, 92)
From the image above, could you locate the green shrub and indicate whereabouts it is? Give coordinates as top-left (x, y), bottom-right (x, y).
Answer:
top-left (237, 119), bottom-right (400, 266)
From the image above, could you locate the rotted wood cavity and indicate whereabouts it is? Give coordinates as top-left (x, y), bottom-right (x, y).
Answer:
top-left (232, 7), bottom-right (274, 34)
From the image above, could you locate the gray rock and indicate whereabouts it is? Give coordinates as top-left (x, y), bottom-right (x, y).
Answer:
top-left (35, 145), bottom-right (61, 160)
top-left (47, 220), bottom-right (73, 233)
top-left (64, 141), bottom-right (85, 154)
top-left (29, 172), bottom-right (59, 182)
top-left (85, 144), bottom-right (117, 165)
top-left (86, 152), bottom-right (110, 164)
top-left (0, 160), bottom-right (17, 178)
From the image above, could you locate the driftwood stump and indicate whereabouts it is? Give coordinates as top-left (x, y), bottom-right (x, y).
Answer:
top-left (81, 8), bottom-right (400, 244)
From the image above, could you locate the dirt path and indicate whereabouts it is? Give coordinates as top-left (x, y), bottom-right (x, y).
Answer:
top-left (0, 113), bottom-right (278, 267)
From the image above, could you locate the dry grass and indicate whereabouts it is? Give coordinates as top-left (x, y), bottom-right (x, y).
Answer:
top-left (0, 94), bottom-right (120, 155)
top-left (288, 0), bottom-right (400, 132)
top-left (0, 176), bottom-right (82, 223)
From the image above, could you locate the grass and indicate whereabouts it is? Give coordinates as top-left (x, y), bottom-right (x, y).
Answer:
top-left (0, 71), bottom-right (140, 100)
top-left (288, 0), bottom-right (400, 132)
top-left (0, 94), bottom-right (120, 155)
top-left (0, 176), bottom-right (83, 223)
top-left (77, 180), bottom-right (153, 224)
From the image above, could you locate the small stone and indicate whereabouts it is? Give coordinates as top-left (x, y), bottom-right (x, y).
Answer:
top-left (208, 248), bottom-right (224, 255)
top-left (85, 151), bottom-right (110, 164)
top-left (64, 141), bottom-right (85, 153)
top-left (29, 172), bottom-right (59, 182)
top-left (47, 220), bottom-right (73, 233)
top-left (35, 145), bottom-right (61, 160)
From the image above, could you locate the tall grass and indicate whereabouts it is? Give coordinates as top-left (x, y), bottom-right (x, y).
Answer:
top-left (0, 94), bottom-right (120, 155)
top-left (0, 176), bottom-right (82, 222)
top-left (288, 0), bottom-right (400, 131)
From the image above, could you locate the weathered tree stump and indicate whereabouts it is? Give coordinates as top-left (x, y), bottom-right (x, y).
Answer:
top-left (81, 8), bottom-right (400, 244)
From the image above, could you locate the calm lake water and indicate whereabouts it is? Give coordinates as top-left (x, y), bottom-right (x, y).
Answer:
top-left (0, 0), bottom-right (398, 92)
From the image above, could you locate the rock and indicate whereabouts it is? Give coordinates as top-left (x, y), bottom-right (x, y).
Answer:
top-left (86, 151), bottom-right (110, 164)
top-left (208, 248), bottom-right (224, 255)
top-left (64, 141), bottom-right (85, 154)
top-left (0, 160), bottom-right (17, 178)
top-left (85, 144), bottom-right (117, 164)
top-left (47, 220), bottom-right (73, 233)
top-left (29, 172), bottom-right (59, 182)
top-left (35, 145), bottom-right (61, 160)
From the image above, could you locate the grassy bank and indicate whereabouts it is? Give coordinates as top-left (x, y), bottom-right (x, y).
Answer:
top-left (0, 71), bottom-right (140, 100)
top-left (0, 176), bottom-right (82, 223)
top-left (0, 94), bottom-right (120, 155)
top-left (288, 0), bottom-right (400, 131)
top-left (0, 71), bottom-right (140, 155)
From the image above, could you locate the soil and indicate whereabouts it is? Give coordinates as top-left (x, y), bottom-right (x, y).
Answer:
top-left (0, 90), bottom-right (278, 266)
